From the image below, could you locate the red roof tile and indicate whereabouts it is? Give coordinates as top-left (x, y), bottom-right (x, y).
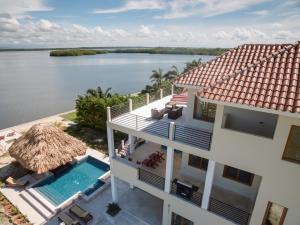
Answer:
top-left (175, 42), bottom-right (300, 114)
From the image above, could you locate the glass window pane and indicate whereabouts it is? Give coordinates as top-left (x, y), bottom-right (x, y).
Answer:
top-left (283, 126), bottom-right (300, 163)
top-left (226, 166), bottom-right (238, 178)
top-left (238, 170), bottom-right (253, 185)
top-left (200, 158), bottom-right (208, 170)
top-left (263, 202), bottom-right (287, 225)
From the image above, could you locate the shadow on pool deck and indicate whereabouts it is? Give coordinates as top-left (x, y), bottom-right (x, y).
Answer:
top-left (45, 178), bottom-right (163, 225)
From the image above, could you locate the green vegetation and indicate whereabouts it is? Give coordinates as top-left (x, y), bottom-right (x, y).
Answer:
top-left (67, 57), bottom-right (201, 153)
top-left (106, 203), bottom-right (121, 217)
top-left (61, 111), bottom-right (77, 122)
top-left (50, 49), bottom-right (108, 56)
top-left (111, 47), bottom-right (228, 56)
top-left (75, 87), bottom-right (127, 130)
top-left (49, 47), bottom-right (228, 57)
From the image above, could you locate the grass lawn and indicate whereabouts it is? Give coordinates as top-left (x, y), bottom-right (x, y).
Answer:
top-left (60, 111), bottom-right (77, 122)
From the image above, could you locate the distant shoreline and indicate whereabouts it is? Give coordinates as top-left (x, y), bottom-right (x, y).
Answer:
top-left (0, 47), bottom-right (228, 56)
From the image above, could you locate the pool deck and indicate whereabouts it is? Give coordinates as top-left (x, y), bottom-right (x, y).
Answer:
top-left (0, 148), bottom-right (109, 225)
top-left (45, 178), bottom-right (163, 225)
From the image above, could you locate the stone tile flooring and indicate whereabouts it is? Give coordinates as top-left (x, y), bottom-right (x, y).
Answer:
top-left (45, 178), bottom-right (163, 225)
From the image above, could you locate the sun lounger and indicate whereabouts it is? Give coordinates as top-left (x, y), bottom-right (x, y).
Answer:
top-left (5, 177), bottom-right (29, 187)
top-left (69, 204), bottom-right (93, 224)
top-left (58, 212), bottom-right (81, 225)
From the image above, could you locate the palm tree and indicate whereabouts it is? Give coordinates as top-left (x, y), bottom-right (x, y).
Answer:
top-left (164, 65), bottom-right (180, 81)
top-left (86, 86), bottom-right (112, 98)
top-left (150, 68), bottom-right (164, 86)
top-left (183, 58), bottom-right (202, 73)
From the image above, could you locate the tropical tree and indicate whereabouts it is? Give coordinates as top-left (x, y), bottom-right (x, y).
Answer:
top-left (86, 86), bottom-right (112, 98)
top-left (75, 86), bottom-right (127, 130)
top-left (164, 65), bottom-right (180, 81)
top-left (150, 68), bottom-right (164, 86)
top-left (183, 58), bottom-right (202, 73)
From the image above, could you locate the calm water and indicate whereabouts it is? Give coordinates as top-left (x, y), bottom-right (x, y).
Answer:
top-left (0, 51), bottom-right (213, 129)
top-left (33, 156), bottom-right (109, 206)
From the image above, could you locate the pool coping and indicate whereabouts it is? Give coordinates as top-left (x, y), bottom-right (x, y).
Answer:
top-left (20, 155), bottom-right (111, 213)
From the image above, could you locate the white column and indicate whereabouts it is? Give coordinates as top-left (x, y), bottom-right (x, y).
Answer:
top-left (201, 160), bottom-right (216, 209)
top-left (129, 99), bottom-right (133, 112)
top-left (171, 84), bottom-right (174, 96)
top-left (128, 134), bottom-right (135, 154)
top-left (111, 175), bottom-right (118, 203)
top-left (146, 93), bottom-right (150, 105)
top-left (106, 107), bottom-right (118, 202)
top-left (162, 201), bottom-right (171, 225)
top-left (164, 122), bottom-right (175, 193)
top-left (107, 127), bottom-right (115, 159)
top-left (160, 88), bottom-right (163, 99)
top-left (164, 147), bottom-right (174, 193)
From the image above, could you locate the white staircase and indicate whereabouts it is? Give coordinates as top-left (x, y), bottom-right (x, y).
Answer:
top-left (20, 189), bottom-right (55, 220)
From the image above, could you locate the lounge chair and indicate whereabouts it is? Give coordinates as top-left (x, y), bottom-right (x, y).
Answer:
top-left (151, 108), bottom-right (164, 119)
top-left (5, 177), bottom-right (29, 187)
top-left (69, 204), bottom-right (93, 224)
top-left (58, 212), bottom-right (81, 225)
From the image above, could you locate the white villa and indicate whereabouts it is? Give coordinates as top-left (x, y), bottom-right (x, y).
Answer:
top-left (106, 42), bottom-right (300, 225)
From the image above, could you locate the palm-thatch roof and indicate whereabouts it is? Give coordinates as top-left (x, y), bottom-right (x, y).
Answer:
top-left (8, 123), bottom-right (87, 174)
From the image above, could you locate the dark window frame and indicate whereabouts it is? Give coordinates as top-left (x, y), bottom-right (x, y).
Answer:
top-left (193, 97), bottom-right (216, 123)
top-left (262, 202), bottom-right (288, 225)
top-left (188, 154), bottom-right (208, 171)
top-left (223, 165), bottom-right (254, 186)
top-left (282, 125), bottom-right (300, 164)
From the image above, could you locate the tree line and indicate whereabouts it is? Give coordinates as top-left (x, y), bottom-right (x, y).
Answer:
top-left (75, 58), bottom-right (203, 130)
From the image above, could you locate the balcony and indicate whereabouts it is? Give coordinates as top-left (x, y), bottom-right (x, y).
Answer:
top-left (114, 141), bottom-right (256, 225)
top-left (109, 92), bottom-right (212, 151)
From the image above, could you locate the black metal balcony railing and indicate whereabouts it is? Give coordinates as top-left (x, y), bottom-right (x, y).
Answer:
top-left (208, 197), bottom-right (251, 225)
top-left (138, 168), bottom-right (165, 190)
top-left (174, 124), bottom-right (212, 150)
top-left (171, 182), bottom-right (202, 207)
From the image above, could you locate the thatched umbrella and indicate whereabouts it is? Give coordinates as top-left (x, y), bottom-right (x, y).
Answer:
top-left (8, 123), bottom-right (87, 174)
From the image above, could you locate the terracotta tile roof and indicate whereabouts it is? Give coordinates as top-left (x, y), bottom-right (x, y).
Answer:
top-left (175, 42), bottom-right (300, 114)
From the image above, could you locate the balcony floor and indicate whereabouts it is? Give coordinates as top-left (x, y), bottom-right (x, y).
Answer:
top-left (117, 142), bottom-right (254, 213)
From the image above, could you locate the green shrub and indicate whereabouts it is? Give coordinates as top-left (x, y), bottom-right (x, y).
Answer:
top-left (106, 203), bottom-right (121, 217)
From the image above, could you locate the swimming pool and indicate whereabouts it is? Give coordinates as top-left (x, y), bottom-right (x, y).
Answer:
top-left (33, 156), bottom-right (110, 206)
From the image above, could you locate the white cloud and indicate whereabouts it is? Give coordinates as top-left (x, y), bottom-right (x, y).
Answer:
top-left (92, 0), bottom-right (271, 19)
top-left (248, 10), bottom-right (269, 16)
top-left (93, 0), bottom-right (165, 14)
top-left (0, 0), bottom-right (53, 17)
top-left (0, 15), bottom-right (20, 32)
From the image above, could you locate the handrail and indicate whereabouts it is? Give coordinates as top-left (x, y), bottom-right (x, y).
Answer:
top-left (138, 168), bottom-right (165, 190)
top-left (208, 197), bottom-right (251, 225)
top-left (171, 181), bottom-right (202, 207)
top-left (174, 124), bottom-right (212, 150)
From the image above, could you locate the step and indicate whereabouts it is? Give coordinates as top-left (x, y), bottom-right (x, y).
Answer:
top-left (26, 188), bottom-right (57, 213)
top-left (20, 190), bottom-right (54, 220)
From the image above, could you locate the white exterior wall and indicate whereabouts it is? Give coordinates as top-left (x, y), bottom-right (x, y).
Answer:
top-left (107, 88), bottom-right (300, 225)
top-left (185, 89), bottom-right (214, 132)
top-left (210, 104), bottom-right (300, 225)
top-left (180, 152), bottom-right (261, 201)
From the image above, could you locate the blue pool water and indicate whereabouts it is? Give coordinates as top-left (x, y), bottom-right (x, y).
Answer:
top-left (33, 156), bottom-right (109, 206)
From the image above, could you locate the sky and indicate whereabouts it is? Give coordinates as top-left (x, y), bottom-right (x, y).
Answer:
top-left (0, 0), bottom-right (299, 48)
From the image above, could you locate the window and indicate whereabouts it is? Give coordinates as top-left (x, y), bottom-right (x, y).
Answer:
top-left (172, 213), bottom-right (194, 225)
top-left (282, 125), bottom-right (300, 164)
top-left (262, 202), bottom-right (287, 225)
top-left (193, 97), bottom-right (216, 122)
top-left (188, 154), bottom-right (208, 171)
top-left (223, 166), bottom-right (254, 186)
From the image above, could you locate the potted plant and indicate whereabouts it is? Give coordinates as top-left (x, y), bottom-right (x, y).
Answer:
top-left (106, 203), bottom-right (121, 217)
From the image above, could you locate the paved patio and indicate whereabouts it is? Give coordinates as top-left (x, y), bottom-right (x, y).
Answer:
top-left (45, 178), bottom-right (163, 225)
